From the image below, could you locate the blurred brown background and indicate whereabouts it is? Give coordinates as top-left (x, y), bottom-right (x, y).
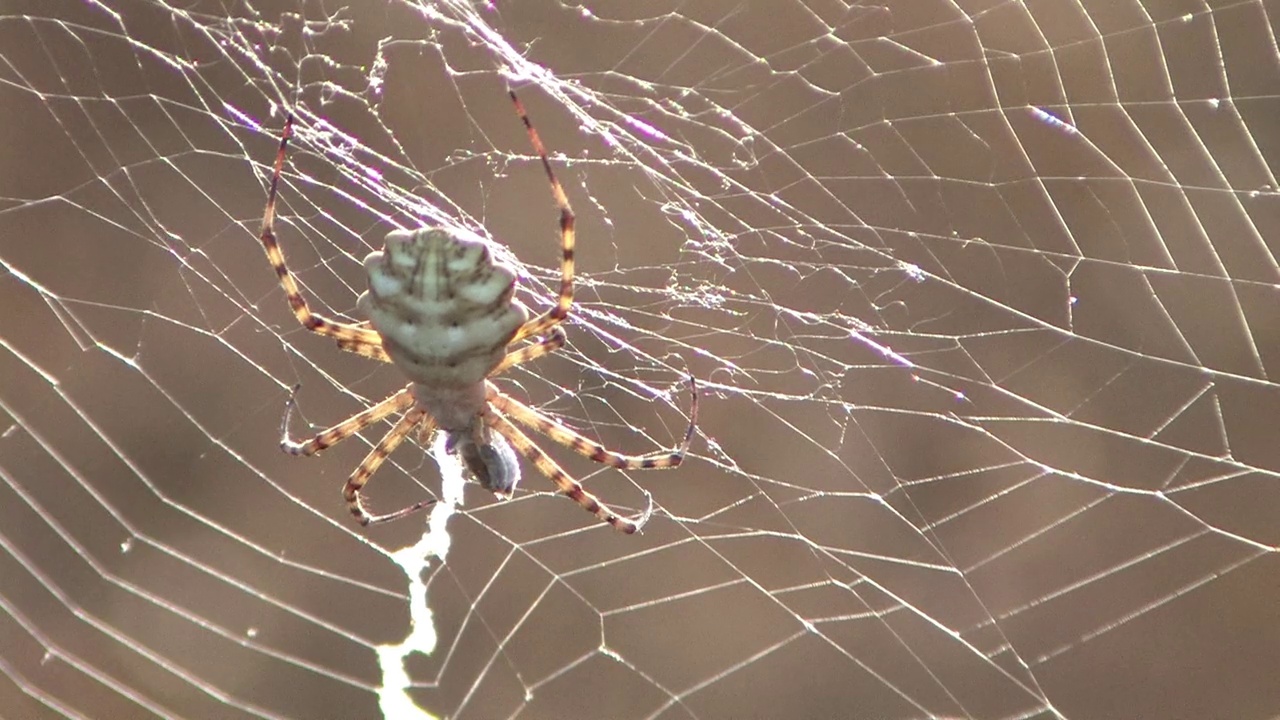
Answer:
top-left (1, 1), bottom-right (1278, 718)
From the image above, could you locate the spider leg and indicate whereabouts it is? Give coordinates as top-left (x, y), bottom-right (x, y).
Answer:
top-left (486, 409), bottom-right (654, 534)
top-left (492, 327), bottom-right (567, 375)
top-left (335, 336), bottom-right (392, 363)
top-left (487, 375), bottom-right (697, 470)
top-left (333, 321), bottom-right (393, 363)
top-left (345, 408), bottom-right (438, 526)
top-left (280, 385), bottom-right (414, 456)
top-left (508, 91), bottom-right (576, 344)
top-left (259, 115), bottom-right (383, 347)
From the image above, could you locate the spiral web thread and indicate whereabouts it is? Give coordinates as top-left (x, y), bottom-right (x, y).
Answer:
top-left (1, 1), bottom-right (1278, 718)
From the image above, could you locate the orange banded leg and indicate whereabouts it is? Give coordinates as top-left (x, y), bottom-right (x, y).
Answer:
top-left (486, 376), bottom-right (697, 469)
top-left (335, 335), bottom-right (392, 363)
top-left (344, 408), bottom-right (438, 526)
top-left (486, 410), bottom-right (653, 534)
top-left (280, 385), bottom-right (414, 456)
top-left (259, 115), bottom-right (383, 347)
top-left (493, 327), bottom-right (567, 375)
top-left (509, 91), bottom-right (576, 343)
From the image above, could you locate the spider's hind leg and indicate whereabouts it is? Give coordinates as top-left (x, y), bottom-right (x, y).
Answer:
top-left (486, 409), bottom-right (653, 534)
top-left (487, 375), bottom-right (698, 470)
top-left (280, 385), bottom-right (414, 456)
top-left (344, 408), bottom-right (438, 526)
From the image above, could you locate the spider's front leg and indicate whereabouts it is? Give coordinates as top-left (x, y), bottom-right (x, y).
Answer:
top-left (508, 90), bottom-right (577, 344)
top-left (257, 114), bottom-right (383, 349)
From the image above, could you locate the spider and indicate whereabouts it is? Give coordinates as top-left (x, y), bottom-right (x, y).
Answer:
top-left (256, 90), bottom-right (697, 533)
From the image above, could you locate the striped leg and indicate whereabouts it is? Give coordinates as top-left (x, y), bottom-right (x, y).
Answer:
top-left (486, 376), bottom-right (697, 469)
top-left (492, 327), bottom-right (567, 375)
top-left (335, 335), bottom-right (392, 363)
top-left (508, 91), bottom-right (576, 344)
top-left (280, 385), bottom-right (414, 455)
top-left (344, 408), bottom-right (437, 526)
top-left (486, 410), bottom-right (653, 534)
top-left (259, 115), bottom-right (383, 347)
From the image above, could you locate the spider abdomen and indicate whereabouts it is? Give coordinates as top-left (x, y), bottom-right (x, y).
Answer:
top-left (359, 228), bottom-right (528, 389)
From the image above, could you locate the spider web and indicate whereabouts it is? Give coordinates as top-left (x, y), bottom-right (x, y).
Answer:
top-left (2, 0), bottom-right (1278, 718)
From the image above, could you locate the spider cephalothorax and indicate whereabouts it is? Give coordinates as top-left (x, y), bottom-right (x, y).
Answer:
top-left (258, 91), bottom-right (696, 533)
